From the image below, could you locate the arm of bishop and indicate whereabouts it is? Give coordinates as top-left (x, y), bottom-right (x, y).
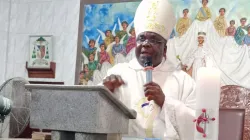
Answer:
top-left (98, 63), bottom-right (129, 101)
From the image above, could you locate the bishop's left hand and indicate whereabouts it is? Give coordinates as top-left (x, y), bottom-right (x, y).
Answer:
top-left (144, 82), bottom-right (165, 108)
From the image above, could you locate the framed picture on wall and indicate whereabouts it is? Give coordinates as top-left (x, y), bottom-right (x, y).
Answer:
top-left (27, 35), bottom-right (53, 69)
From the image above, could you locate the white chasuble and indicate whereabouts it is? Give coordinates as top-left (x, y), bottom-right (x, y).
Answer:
top-left (105, 58), bottom-right (196, 140)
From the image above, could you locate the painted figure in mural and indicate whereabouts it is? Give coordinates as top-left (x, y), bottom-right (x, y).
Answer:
top-left (116, 21), bottom-right (129, 44)
top-left (79, 71), bottom-right (89, 85)
top-left (176, 9), bottom-right (192, 37)
top-left (214, 8), bottom-right (227, 37)
top-left (104, 30), bottom-right (114, 47)
top-left (79, 64), bottom-right (92, 85)
top-left (234, 18), bottom-right (248, 45)
top-left (196, 0), bottom-right (212, 21)
top-left (88, 53), bottom-right (99, 71)
top-left (182, 32), bottom-right (211, 81)
top-left (112, 36), bottom-right (126, 57)
top-left (83, 39), bottom-right (97, 57)
top-left (79, 71), bottom-right (84, 85)
top-left (169, 29), bottom-right (176, 39)
top-left (226, 20), bottom-right (236, 36)
top-left (243, 26), bottom-right (250, 46)
top-left (98, 43), bottom-right (110, 64)
top-left (126, 27), bottom-right (136, 54)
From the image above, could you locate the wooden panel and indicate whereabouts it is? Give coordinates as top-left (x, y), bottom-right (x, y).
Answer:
top-left (26, 62), bottom-right (56, 78)
top-left (219, 108), bottom-right (245, 140)
top-left (220, 85), bottom-right (250, 140)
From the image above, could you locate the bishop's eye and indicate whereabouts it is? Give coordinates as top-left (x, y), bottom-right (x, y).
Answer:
top-left (137, 36), bottom-right (146, 42)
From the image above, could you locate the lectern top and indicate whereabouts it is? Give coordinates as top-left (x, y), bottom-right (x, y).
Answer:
top-left (25, 84), bottom-right (136, 119)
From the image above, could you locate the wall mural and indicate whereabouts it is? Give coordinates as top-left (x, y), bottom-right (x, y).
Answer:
top-left (80, 2), bottom-right (139, 85)
top-left (169, 0), bottom-right (250, 39)
top-left (80, 0), bottom-right (250, 86)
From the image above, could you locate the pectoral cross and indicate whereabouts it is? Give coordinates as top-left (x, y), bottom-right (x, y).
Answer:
top-left (193, 108), bottom-right (216, 138)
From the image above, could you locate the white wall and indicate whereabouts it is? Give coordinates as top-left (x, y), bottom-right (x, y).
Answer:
top-left (0, 0), bottom-right (10, 85)
top-left (0, 0), bottom-right (81, 85)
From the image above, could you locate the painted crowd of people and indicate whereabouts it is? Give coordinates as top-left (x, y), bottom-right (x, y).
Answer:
top-left (80, 21), bottom-right (136, 85)
top-left (174, 0), bottom-right (250, 46)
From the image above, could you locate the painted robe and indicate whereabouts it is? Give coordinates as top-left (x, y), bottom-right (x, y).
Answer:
top-left (234, 26), bottom-right (248, 45)
top-left (104, 58), bottom-right (196, 140)
top-left (196, 7), bottom-right (212, 21)
top-left (99, 51), bottom-right (110, 64)
top-left (226, 26), bottom-right (236, 36)
top-left (112, 43), bottom-right (126, 57)
top-left (214, 16), bottom-right (227, 37)
top-left (107, 45), bottom-right (115, 65)
top-left (83, 47), bottom-right (97, 57)
top-left (169, 29), bottom-right (176, 39)
top-left (243, 34), bottom-right (250, 46)
top-left (182, 47), bottom-right (210, 81)
top-left (126, 36), bottom-right (136, 54)
top-left (116, 30), bottom-right (129, 45)
top-left (176, 18), bottom-right (191, 37)
top-left (104, 36), bottom-right (114, 47)
top-left (88, 60), bottom-right (99, 71)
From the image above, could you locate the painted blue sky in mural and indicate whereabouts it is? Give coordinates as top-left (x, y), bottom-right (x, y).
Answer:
top-left (82, 2), bottom-right (139, 48)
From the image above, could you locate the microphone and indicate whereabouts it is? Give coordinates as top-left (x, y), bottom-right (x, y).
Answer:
top-left (144, 56), bottom-right (153, 84)
top-left (141, 57), bottom-right (153, 108)
top-left (0, 96), bottom-right (12, 118)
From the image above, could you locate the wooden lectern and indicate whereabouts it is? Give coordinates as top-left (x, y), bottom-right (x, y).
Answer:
top-left (25, 85), bottom-right (137, 140)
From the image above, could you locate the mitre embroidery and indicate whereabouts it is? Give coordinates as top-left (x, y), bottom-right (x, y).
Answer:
top-left (145, 0), bottom-right (166, 34)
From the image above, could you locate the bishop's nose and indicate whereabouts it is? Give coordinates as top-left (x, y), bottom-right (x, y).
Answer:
top-left (142, 40), bottom-right (152, 48)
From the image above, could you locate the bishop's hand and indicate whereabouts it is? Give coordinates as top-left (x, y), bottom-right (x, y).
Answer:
top-left (144, 82), bottom-right (165, 108)
top-left (103, 74), bottom-right (125, 93)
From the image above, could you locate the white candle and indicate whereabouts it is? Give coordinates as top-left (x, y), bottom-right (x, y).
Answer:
top-left (194, 67), bottom-right (221, 140)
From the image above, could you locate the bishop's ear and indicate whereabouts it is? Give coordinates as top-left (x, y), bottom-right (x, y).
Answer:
top-left (163, 45), bottom-right (167, 58)
top-left (163, 39), bottom-right (167, 58)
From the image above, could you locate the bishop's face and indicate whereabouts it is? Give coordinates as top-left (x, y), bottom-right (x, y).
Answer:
top-left (135, 32), bottom-right (167, 67)
top-left (198, 36), bottom-right (204, 44)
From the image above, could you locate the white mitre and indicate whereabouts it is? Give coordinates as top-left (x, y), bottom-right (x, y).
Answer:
top-left (134, 0), bottom-right (176, 40)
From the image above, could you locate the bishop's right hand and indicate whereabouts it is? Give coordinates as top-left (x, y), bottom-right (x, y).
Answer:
top-left (103, 74), bottom-right (125, 93)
